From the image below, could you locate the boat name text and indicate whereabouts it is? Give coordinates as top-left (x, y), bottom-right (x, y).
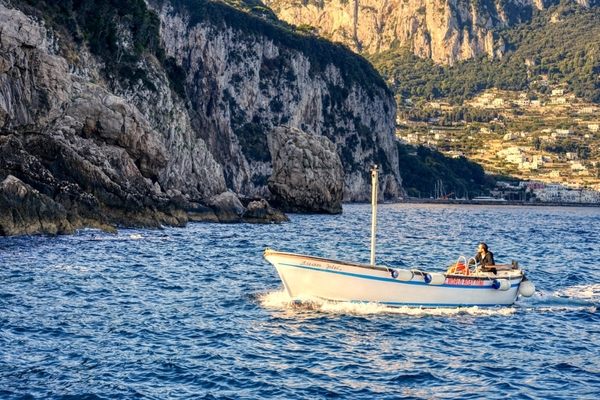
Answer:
top-left (299, 260), bottom-right (341, 271)
top-left (446, 278), bottom-right (484, 286)
top-left (300, 261), bottom-right (322, 268)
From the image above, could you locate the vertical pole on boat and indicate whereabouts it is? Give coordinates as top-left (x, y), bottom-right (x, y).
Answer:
top-left (370, 165), bottom-right (379, 266)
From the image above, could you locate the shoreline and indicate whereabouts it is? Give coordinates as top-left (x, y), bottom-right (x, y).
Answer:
top-left (399, 198), bottom-right (600, 207)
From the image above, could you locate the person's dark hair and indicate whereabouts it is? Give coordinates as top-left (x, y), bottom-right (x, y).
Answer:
top-left (480, 242), bottom-right (488, 252)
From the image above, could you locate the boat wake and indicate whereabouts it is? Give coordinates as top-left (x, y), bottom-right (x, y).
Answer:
top-left (258, 290), bottom-right (517, 316)
top-left (557, 283), bottom-right (600, 300)
top-left (515, 284), bottom-right (600, 312)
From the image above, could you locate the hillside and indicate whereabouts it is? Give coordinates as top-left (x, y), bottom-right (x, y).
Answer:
top-left (396, 143), bottom-right (493, 198)
top-left (368, 1), bottom-right (600, 105)
top-left (382, 1), bottom-right (600, 198)
top-left (259, 0), bottom-right (600, 200)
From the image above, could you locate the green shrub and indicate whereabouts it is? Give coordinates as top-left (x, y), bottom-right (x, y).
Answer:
top-left (234, 123), bottom-right (271, 163)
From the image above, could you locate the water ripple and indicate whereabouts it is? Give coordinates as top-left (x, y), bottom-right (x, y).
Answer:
top-left (1, 204), bottom-right (600, 398)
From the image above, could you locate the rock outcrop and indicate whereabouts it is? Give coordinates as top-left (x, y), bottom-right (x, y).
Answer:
top-left (264, 0), bottom-right (561, 65)
top-left (268, 126), bottom-right (343, 213)
top-left (203, 191), bottom-right (289, 223)
top-left (207, 191), bottom-right (247, 223)
top-left (241, 198), bottom-right (289, 224)
top-left (0, 175), bottom-right (74, 236)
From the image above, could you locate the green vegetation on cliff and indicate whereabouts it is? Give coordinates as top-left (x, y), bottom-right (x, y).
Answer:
top-left (155, 0), bottom-right (389, 97)
top-left (15, 0), bottom-right (186, 97)
top-left (397, 144), bottom-right (494, 198)
top-left (368, 1), bottom-right (600, 105)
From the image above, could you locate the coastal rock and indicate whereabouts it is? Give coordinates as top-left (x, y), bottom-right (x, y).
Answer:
top-left (268, 126), bottom-right (343, 213)
top-left (65, 83), bottom-right (168, 181)
top-left (186, 202), bottom-right (219, 223)
top-left (0, 1), bottom-right (403, 236)
top-left (0, 4), bottom-right (218, 234)
top-left (207, 191), bottom-right (246, 223)
top-left (241, 198), bottom-right (290, 224)
top-left (0, 175), bottom-right (73, 236)
top-left (0, 134), bottom-right (116, 232)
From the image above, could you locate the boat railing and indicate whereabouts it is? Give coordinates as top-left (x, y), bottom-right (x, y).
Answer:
top-left (467, 257), bottom-right (479, 276)
top-left (455, 255), bottom-right (467, 269)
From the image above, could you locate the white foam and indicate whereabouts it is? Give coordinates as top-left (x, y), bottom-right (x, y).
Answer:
top-left (260, 290), bottom-right (293, 308)
top-left (258, 290), bottom-right (517, 316)
top-left (51, 264), bottom-right (90, 272)
top-left (556, 284), bottom-right (600, 300)
top-left (514, 288), bottom-right (598, 312)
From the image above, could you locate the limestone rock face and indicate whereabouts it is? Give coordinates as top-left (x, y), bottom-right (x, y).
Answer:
top-left (268, 126), bottom-right (343, 213)
top-left (0, 175), bottom-right (73, 236)
top-left (264, 0), bottom-right (556, 65)
top-left (65, 84), bottom-right (168, 181)
top-left (0, 4), bottom-right (226, 234)
top-left (155, 3), bottom-right (403, 201)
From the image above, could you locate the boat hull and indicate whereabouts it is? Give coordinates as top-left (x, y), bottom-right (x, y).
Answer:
top-left (264, 249), bottom-right (524, 307)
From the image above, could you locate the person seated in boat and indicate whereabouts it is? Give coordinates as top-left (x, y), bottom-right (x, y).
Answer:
top-left (471, 242), bottom-right (495, 271)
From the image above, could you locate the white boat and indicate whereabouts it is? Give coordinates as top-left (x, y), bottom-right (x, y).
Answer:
top-left (264, 166), bottom-right (535, 307)
top-left (472, 196), bottom-right (507, 202)
top-left (264, 249), bottom-right (534, 307)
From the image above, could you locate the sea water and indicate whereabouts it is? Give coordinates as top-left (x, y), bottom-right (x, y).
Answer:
top-left (1, 203), bottom-right (599, 399)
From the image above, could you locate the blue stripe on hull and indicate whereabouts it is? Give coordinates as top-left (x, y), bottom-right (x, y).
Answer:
top-left (291, 299), bottom-right (512, 308)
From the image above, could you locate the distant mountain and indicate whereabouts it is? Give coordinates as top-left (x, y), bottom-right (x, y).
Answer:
top-left (370, 1), bottom-right (600, 104)
top-left (266, 0), bottom-right (600, 104)
top-left (265, 0), bottom-right (552, 64)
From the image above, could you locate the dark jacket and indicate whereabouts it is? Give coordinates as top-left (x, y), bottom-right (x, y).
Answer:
top-left (475, 251), bottom-right (495, 267)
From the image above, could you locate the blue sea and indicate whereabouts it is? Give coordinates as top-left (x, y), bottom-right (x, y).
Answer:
top-left (1, 204), bottom-right (599, 399)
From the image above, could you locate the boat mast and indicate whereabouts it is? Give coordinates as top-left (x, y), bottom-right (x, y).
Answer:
top-left (370, 165), bottom-right (379, 265)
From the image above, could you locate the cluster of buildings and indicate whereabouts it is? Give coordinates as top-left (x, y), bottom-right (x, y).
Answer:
top-left (397, 87), bottom-right (600, 203)
top-left (494, 181), bottom-right (600, 203)
top-left (496, 147), bottom-right (545, 170)
top-left (495, 146), bottom-right (592, 174)
top-left (468, 89), bottom-right (598, 110)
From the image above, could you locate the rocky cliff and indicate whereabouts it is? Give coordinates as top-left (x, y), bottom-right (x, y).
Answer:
top-left (0, 0), bottom-right (402, 235)
top-left (263, 0), bottom-right (576, 65)
top-left (0, 2), bottom-right (224, 233)
top-left (152, 0), bottom-right (402, 202)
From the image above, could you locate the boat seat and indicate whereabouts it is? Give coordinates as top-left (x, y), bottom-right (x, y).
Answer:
top-left (480, 264), bottom-right (516, 272)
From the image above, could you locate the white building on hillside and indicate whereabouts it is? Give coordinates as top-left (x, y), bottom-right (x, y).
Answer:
top-left (571, 162), bottom-right (587, 173)
top-left (579, 107), bottom-right (596, 114)
top-left (515, 99), bottom-right (530, 106)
